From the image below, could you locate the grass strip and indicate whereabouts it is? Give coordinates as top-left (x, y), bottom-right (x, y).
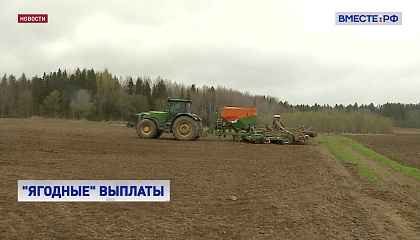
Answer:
top-left (336, 136), bottom-right (420, 181)
top-left (319, 135), bottom-right (379, 183)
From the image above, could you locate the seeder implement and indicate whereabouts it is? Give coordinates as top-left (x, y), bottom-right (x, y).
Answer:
top-left (205, 107), bottom-right (314, 144)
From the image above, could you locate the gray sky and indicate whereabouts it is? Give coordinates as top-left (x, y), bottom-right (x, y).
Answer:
top-left (1, 0), bottom-right (419, 106)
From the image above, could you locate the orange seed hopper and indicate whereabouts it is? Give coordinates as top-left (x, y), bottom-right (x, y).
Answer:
top-left (221, 107), bottom-right (258, 121)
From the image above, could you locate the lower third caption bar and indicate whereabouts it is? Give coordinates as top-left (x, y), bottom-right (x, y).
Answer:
top-left (18, 180), bottom-right (170, 202)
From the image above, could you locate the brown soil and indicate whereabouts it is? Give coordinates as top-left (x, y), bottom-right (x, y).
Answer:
top-left (334, 138), bottom-right (420, 239)
top-left (393, 127), bottom-right (420, 134)
top-left (0, 119), bottom-right (419, 239)
top-left (345, 133), bottom-right (420, 169)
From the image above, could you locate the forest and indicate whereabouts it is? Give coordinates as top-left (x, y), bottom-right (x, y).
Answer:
top-left (1, 68), bottom-right (419, 133)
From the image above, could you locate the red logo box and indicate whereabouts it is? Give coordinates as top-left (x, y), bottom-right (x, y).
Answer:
top-left (18, 14), bottom-right (48, 23)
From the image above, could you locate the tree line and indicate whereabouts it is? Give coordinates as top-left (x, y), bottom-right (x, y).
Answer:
top-left (0, 68), bottom-right (419, 133)
top-left (289, 102), bottom-right (420, 129)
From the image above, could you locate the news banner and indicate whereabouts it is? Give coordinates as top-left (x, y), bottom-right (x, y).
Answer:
top-left (18, 180), bottom-right (170, 202)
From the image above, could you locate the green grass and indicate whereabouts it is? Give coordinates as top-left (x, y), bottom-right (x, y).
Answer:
top-left (319, 135), bottom-right (379, 182)
top-left (336, 136), bottom-right (420, 181)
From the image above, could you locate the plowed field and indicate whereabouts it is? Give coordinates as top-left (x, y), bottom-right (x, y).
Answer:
top-left (346, 133), bottom-right (420, 169)
top-left (0, 119), bottom-right (419, 239)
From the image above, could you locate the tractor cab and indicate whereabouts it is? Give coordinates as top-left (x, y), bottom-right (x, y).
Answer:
top-left (167, 98), bottom-right (192, 121)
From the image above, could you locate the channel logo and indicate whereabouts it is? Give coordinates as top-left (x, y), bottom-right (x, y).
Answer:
top-left (336, 12), bottom-right (402, 25)
top-left (18, 14), bottom-right (48, 23)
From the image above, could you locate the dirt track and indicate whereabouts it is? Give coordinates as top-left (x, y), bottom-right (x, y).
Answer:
top-left (0, 119), bottom-right (419, 239)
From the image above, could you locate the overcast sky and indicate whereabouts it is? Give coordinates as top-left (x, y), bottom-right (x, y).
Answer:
top-left (1, 0), bottom-right (419, 106)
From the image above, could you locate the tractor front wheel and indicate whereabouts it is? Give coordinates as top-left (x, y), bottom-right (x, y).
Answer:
top-left (137, 119), bottom-right (158, 139)
top-left (172, 116), bottom-right (199, 141)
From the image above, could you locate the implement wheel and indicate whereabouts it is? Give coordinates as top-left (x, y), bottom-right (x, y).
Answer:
top-left (281, 136), bottom-right (293, 145)
top-left (172, 116), bottom-right (199, 141)
top-left (137, 119), bottom-right (158, 139)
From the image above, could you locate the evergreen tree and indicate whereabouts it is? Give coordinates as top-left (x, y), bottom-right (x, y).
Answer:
top-left (126, 77), bottom-right (135, 95)
top-left (0, 74), bottom-right (8, 116)
top-left (135, 77), bottom-right (143, 95)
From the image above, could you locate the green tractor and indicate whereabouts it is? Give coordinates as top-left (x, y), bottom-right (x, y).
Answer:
top-left (126, 98), bottom-right (204, 141)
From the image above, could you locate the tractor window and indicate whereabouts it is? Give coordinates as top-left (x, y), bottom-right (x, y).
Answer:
top-left (170, 102), bottom-right (191, 114)
top-left (169, 102), bottom-right (182, 120)
top-left (185, 102), bottom-right (191, 112)
top-left (170, 102), bottom-right (181, 113)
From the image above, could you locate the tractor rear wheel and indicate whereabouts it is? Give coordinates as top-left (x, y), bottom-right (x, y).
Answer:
top-left (193, 121), bottom-right (203, 140)
top-left (137, 119), bottom-right (158, 139)
top-left (172, 116), bottom-right (199, 141)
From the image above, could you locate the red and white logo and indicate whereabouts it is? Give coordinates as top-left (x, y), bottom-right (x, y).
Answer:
top-left (18, 14), bottom-right (48, 23)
